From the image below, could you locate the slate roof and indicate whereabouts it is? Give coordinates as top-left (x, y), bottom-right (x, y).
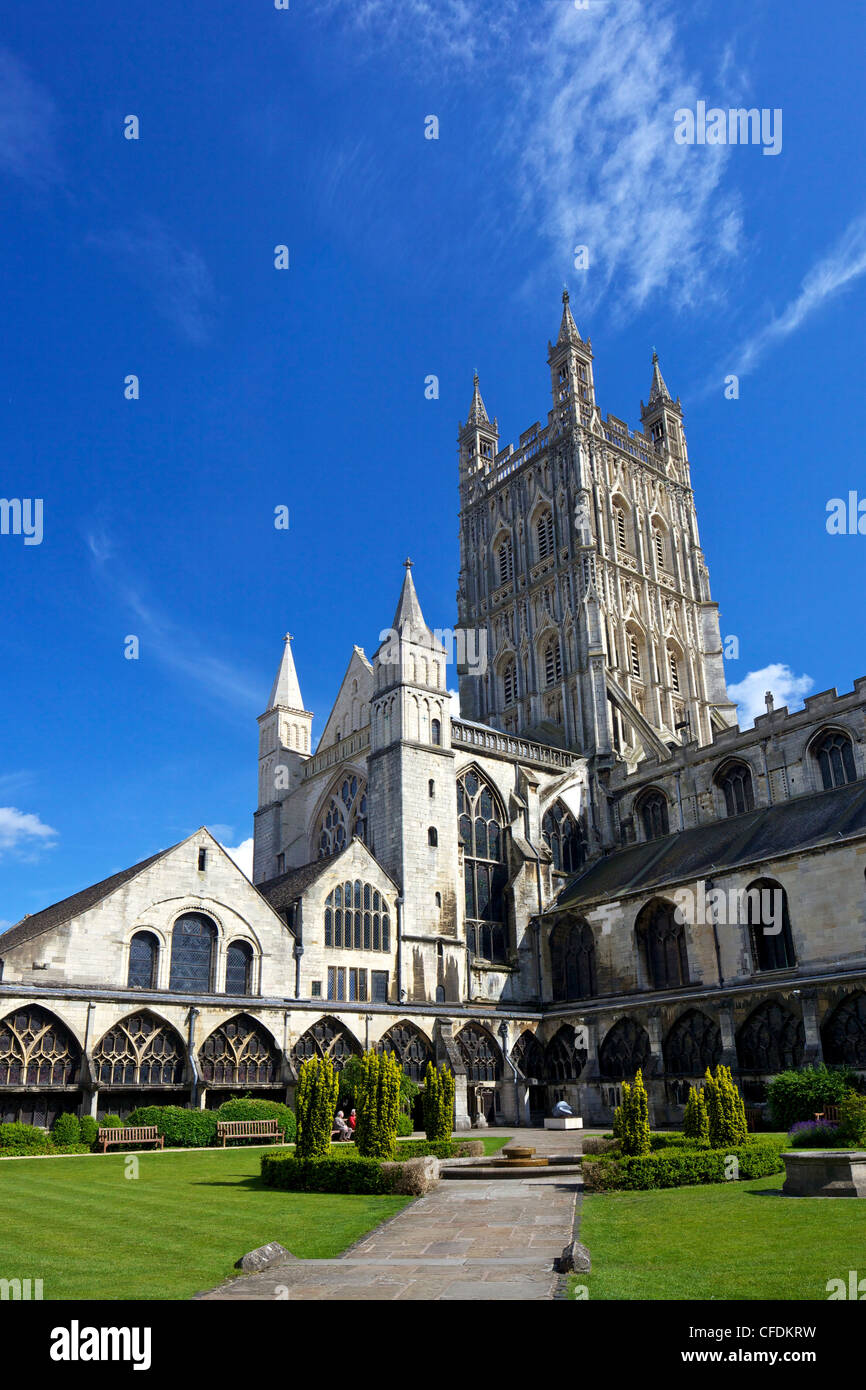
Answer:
top-left (0, 846), bottom-right (174, 953)
top-left (256, 859), bottom-right (336, 916)
top-left (551, 779), bottom-right (866, 914)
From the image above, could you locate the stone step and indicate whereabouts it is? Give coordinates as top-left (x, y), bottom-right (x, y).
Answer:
top-left (441, 1163), bottom-right (584, 1180)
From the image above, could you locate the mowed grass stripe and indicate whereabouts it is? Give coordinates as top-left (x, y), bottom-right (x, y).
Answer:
top-left (0, 1148), bottom-right (411, 1300)
top-left (577, 1174), bottom-right (866, 1300)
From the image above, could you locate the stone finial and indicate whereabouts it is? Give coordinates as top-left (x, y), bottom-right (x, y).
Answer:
top-left (765, 690), bottom-right (775, 714)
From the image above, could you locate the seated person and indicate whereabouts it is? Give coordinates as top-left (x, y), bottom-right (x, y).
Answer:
top-left (349, 1108), bottom-right (357, 1130)
top-left (331, 1110), bottom-right (353, 1142)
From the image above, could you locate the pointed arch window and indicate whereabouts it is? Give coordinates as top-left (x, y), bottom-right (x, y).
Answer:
top-left (512, 1030), bottom-right (545, 1081)
top-left (550, 919), bottom-right (596, 1000)
top-left (456, 1023), bottom-right (502, 1081)
top-left (737, 1000), bottom-right (804, 1073)
top-left (377, 1022), bottom-right (433, 1081)
top-left (536, 509), bottom-right (555, 561)
top-left (813, 729), bottom-right (857, 790)
top-left (745, 878), bottom-right (796, 972)
top-left (716, 760), bottom-right (755, 817)
top-left (127, 931), bottom-right (158, 990)
top-left (822, 992), bottom-right (866, 1066)
top-left (615, 507), bottom-right (628, 550)
top-left (169, 913), bottom-right (217, 993)
top-left (654, 528), bottom-right (665, 569)
top-left (663, 1009), bottom-right (722, 1076)
top-left (199, 1015), bottom-right (279, 1086)
top-left (431, 718), bottom-right (441, 746)
top-left (542, 802), bottom-right (586, 873)
top-left (636, 898), bottom-right (689, 989)
top-left (0, 1006), bottom-right (80, 1087)
top-left (291, 1017), bottom-right (360, 1073)
top-left (317, 775), bottom-right (368, 858)
top-left (598, 1017), bottom-right (651, 1080)
top-left (668, 648), bottom-right (680, 692)
top-left (543, 637), bottom-right (562, 687)
top-left (545, 1023), bottom-right (587, 1081)
top-left (628, 631), bottom-right (641, 679)
top-left (636, 789), bottom-right (669, 841)
top-left (497, 538), bottom-right (513, 586)
top-left (94, 1013), bottom-right (184, 1086)
top-left (503, 661), bottom-right (517, 707)
top-left (323, 883), bottom-right (390, 952)
top-left (458, 770), bottom-right (507, 963)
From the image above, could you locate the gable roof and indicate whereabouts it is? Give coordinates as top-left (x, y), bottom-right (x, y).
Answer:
top-left (258, 839), bottom-right (400, 916)
top-left (0, 845), bottom-right (176, 953)
top-left (551, 778), bottom-right (866, 914)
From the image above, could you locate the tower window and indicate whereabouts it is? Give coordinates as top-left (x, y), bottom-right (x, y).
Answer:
top-left (429, 779), bottom-right (435, 798)
top-left (428, 827), bottom-right (438, 847)
top-left (629, 633), bottom-right (641, 679)
top-left (435, 892), bottom-right (442, 908)
top-left (498, 539), bottom-right (513, 586)
top-left (616, 508), bottom-right (628, 550)
top-left (716, 760), bottom-right (755, 817)
top-left (431, 718), bottom-right (441, 746)
top-left (813, 729), bottom-right (857, 790)
top-left (503, 661), bottom-right (517, 706)
top-left (544, 639), bottom-right (562, 687)
top-left (668, 650), bottom-right (680, 692)
top-left (197, 848), bottom-right (207, 871)
top-left (637, 790), bottom-right (669, 841)
top-left (655, 530), bottom-right (665, 568)
top-left (536, 510), bottom-right (555, 561)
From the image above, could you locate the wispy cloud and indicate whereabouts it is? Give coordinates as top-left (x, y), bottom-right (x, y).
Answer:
top-left (0, 806), bottom-right (58, 857)
top-left (88, 217), bottom-right (217, 345)
top-left (322, 0), bottom-right (742, 312)
top-left (725, 214), bottom-right (866, 379)
top-left (85, 528), bottom-right (263, 713)
top-left (727, 663), bottom-right (814, 728)
top-left (0, 48), bottom-right (61, 188)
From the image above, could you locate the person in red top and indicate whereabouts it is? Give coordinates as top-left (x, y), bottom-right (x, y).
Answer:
top-left (348, 1108), bottom-right (357, 1130)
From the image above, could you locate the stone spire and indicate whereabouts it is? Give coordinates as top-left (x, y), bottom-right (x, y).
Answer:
top-left (648, 349), bottom-right (672, 406)
top-left (557, 287), bottom-right (581, 345)
top-left (466, 372), bottom-right (490, 425)
top-left (267, 633), bottom-right (305, 711)
top-left (391, 558), bottom-right (429, 635)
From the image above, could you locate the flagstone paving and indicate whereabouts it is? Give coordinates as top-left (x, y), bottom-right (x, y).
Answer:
top-left (198, 1128), bottom-right (585, 1302)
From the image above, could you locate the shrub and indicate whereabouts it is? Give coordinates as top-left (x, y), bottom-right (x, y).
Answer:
top-left (788, 1119), bottom-right (842, 1148)
top-left (0, 1122), bottom-right (53, 1154)
top-left (126, 1106), bottom-right (217, 1148)
top-left (582, 1138), bottom-right (785, 1192)
top-left (355, 1049), bottom-right (402, 1159)
top-left (215, 1097), bottom-right (296, 1143)
top-left (767, 1064), bottom-right (857, 1131)
top-left (262, 1153), bottom-right (390, 1194)
top-left (397, 1112), bottom-right (414, 1137)
top-left (615, 1070), bottom-right (651, 1157)
top-left (703, 1066), bottom-right (748, 1148)
top-left (683, 1087), bottom-right (710, 1144)
top-left (100, 1114), bottom-right (124, 1129)
top-left (422, 1062), bottom-right (455, 1141)
top-left (295, 1055), bottom-right (338, 1159)
top-left (838, 1092), bottom-right (866, 1147)
top-left (79, 1115), bottom-right (98, 1149)
top-left (51, 1113), bottom-right (81, 1147)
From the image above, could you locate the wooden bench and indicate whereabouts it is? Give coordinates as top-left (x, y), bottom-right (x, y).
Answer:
top-left (744, 1106), bottom-right (762, 1132)
top-left (98, 1125), bottom-right (164, 1154)
top-left (216, 1119), bottom-right (282, 1147)
top-left (815, 1104), bottom-right (841, 1124)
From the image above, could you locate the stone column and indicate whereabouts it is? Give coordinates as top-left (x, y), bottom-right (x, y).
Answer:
top-left (718, 1001), bottom-right (738, 1070)
top-left (453, 1075), bottom-right (471, 1131)
top-left (799, 989), bottom-right (823, 1066)
top-left (645, 1009), bottom-right (664, 1127)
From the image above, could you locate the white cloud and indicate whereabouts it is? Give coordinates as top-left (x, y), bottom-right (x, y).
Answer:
top-left (0, 806), bottom-right (58, 855)
top-left (727, 214), bottom-right (866, 379)
top-left (0, 49), bottom-right (60, 187)
top-left (449, 688), bottom-right (461, 718)
top-left (221, 837), bottom-right (254, 879)
top-left (727, 664), bottom-right (814, 728)
top-left (323, 0), bottom-right (742, 312)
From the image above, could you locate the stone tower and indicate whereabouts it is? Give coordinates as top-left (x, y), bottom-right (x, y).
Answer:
top-left (367, 563), bottom-right (461, 1001)
top-left (456, 293), bottom-right (736, 766)
top-left (253, 634), bottom-right (313, 883)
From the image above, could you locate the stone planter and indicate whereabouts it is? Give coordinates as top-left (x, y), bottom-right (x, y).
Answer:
top-left (782, 1150), bottom-right (866, 1197)
top-left (544, 1116), bottom-right (583, 1130)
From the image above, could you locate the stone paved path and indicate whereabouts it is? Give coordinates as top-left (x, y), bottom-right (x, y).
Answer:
top-left (198, 1128), bottom-right (584, 1302)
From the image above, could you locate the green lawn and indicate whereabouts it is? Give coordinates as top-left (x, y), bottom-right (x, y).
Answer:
top-left (0, 1147), bottom-right (411, 1300)
top-left (573, 1174), bottom-right (866, 1300)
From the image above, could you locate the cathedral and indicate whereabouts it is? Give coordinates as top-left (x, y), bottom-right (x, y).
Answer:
top-left (2, 295), bottom-right (865, 1131)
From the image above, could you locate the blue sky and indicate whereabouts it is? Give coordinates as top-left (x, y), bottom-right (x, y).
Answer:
top-left (1, 0), bottom-right (864, 926)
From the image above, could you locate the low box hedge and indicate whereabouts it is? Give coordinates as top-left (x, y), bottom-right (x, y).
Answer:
top-left (582, 1138), bottom-right (786, 1192)
top-left (262, 1152), bottom-right (391, 1194)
